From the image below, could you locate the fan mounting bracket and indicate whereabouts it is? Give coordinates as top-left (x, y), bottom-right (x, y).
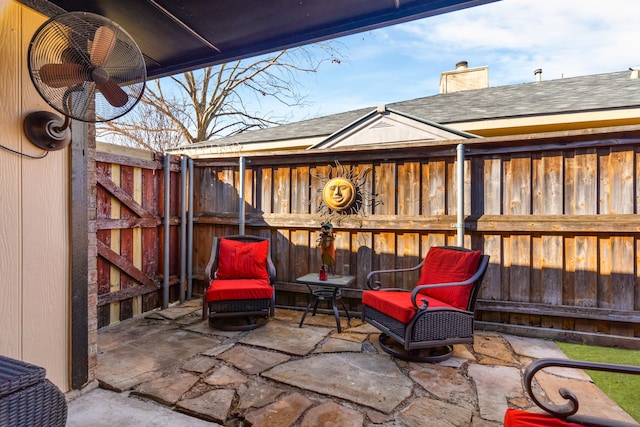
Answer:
top-left (23, 111), bottom-right (71, 151)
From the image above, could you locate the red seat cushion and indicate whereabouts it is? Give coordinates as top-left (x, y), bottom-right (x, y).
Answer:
top-left (216, 238), bottom-right (269, 280)
top-left (504, 408), bottom-right (583, 427)
top-left (205, 279), bottom-right (273, 302)
top-left (362, 290), bottom-right (454, 324)
top-left (417, 247), bottom-right (482, 310)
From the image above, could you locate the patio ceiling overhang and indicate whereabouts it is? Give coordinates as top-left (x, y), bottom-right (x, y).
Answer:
top-left (20, 0), bottom-right (497, 79)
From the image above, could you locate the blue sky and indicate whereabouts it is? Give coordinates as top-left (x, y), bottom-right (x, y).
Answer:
top-left (273, 0), bottom-right (640, 123)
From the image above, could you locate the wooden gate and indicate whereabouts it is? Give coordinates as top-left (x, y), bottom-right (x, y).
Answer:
top-left (95, 145), bottom-right (182, 327)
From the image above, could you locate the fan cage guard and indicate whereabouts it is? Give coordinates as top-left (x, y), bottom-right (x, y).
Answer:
top-left (28, 11), bottom-right (146, 123)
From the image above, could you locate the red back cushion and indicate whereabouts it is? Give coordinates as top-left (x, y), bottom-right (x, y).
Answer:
top-left (417, 247), bottom-right (482, 310)
top-left (215, 238), bottom-right (269, 280)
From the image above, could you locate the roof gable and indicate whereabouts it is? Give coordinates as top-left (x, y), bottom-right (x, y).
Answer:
top-left (310, 106), bottom-right (476, 149)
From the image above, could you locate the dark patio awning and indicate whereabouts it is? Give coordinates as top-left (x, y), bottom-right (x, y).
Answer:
top-left (20, 0), bottom-right (497, 79)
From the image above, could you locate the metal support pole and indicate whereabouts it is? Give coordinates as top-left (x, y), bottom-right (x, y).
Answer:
top-left (239, 156), bottom-right (246, 235)
top-left (163, 154), bottom-right (170, 309)
top-left (187, 158), bottom-right (194, 300)
top-left (456, 144), bottom-right (465, 247)
top-left (180, 156), bottom-right (187, 303)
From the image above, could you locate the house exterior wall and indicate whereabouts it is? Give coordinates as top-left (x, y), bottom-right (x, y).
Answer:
top-left (0, 1), bottom-right (70, 391)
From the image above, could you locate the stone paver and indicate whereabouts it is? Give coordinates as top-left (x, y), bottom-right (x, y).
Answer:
top-left (204, 365), bottom-right (248, 386)
top-left (401, 397), bottom-right (473, 427)
top-left (263, 352), bottom-right (413, 413)
top-left (176, 389), bottom-right (235, 424)
top-left (315, 337), bottom-right (363, 353)
top-left (133, 371), bottom-right (199, 406)
top-left (70, 304), bottom-right (637, 427)
top-left (239, 320), bottom-right (330, 355)
top-left (300, 401), bottom-right (364, 427)
top-left (218, 344), bottom-right (290, 374)
top-left (155, 305), bottom-right (199, 320)
top-left (236, 380), bottom-right (286, 410)
top-left (182, 355), bottom-right (217, 373)
top-left (473, 332), bottom-right (518, 366)
top-left (244, 393), bottom-right (313, 427)
top-left (535, 369), bottom-right (637, 424)
top-left (97, 328), bottom-right (220, 391)
top-left (468, 364), bottom-right (523, 423)
top-left (409, 363), bottom-right (476, 409)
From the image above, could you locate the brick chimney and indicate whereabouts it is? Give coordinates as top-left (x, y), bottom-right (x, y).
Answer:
top-left (439, 61), bottom-right (489, 94)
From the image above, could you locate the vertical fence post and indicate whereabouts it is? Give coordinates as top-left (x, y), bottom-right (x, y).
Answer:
top-left (180, 156), bottom-right (187, 303)
top-left (456, 144), bottom-right (465, 247)
top-left (239, 156), bottom-right (245, 235)
top-left (187, 157), bottom-right (194, 300)
top-left (163, 153), bottom-right (170, 309)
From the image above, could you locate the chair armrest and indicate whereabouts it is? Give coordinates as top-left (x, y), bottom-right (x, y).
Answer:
top-left (267, 256), bottom-right (277, 283)
top-left (523, 358), bottom-right (640, 427)
top-left (410, 278), bottom-right (476, 310)
top-left (204, 238), bottom-right (220, 286)
top-left (366, 261), bottom-right (424, 290)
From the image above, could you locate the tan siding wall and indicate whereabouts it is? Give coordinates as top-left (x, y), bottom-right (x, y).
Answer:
top-left (0, 2), bottom-right (69, 391)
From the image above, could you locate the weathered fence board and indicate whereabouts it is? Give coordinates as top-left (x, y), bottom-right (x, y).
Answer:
top-left (95, 149), bottom-right (181, 328)
top-left (187, 129), bottom-right (640, 347)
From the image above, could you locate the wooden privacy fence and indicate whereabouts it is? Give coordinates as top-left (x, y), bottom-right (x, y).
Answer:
top-left (95, 146), bottom-right (183, 328)
top-left (190, 127), bottom-right (640, 348)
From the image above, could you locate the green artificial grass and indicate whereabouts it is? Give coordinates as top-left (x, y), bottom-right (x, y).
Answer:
top-left (556, 342), bottom-right (640, 422)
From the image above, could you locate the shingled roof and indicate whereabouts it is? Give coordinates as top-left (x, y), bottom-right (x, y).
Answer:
top-left (179, 70), bottom-right (640, 150)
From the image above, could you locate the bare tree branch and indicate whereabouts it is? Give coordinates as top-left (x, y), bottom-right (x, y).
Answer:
top-left (97, 42), bottom-right (345, 152)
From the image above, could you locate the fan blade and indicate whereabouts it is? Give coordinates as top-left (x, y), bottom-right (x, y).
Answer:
top-left (90, 26), bottom-right (116, 66)
top-left (40, 63), bottom-right (87, 88)
top-left (98, 79), bottom-right (128, 107)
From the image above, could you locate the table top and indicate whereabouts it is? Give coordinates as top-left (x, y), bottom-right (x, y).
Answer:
top-left (296, 273), bottom-right (356, 288)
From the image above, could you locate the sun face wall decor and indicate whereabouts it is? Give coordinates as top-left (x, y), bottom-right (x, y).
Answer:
top-left (322, 177), bottom-right (356, 211)
top-left (313, 162), bottom-right (379, 223)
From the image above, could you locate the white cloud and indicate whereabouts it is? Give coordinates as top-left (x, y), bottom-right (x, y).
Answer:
top-left (280, 0), bottom-right (640, 121)
top-left (387, 0), bottom-right (640, 83)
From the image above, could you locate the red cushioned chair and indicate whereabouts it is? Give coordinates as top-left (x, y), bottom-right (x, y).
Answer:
top-left (362, 245), bottom-right (489, 362)
top-left (202, 235), bottom-right (276, 331)
top-left (504, 358), bottom-right (640, 427)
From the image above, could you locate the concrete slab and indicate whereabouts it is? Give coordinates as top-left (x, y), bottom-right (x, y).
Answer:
top-left (262, 353), bottom-right (413, 413)
top-left (66, 388), bottom-right (216, 427)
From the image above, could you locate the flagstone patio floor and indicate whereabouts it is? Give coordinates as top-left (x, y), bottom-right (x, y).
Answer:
top-left (66, 299), bottom-right (637, 426)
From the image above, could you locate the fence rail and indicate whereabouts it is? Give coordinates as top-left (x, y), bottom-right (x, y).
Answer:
top-left (96, 127), bottom-right (640, 347)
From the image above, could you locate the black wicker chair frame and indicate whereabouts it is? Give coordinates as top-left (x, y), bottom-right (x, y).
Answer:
top-left (362, 246), bottom-right (490, 363)
top-left (506, 358), bottom-right (640, 426)
top-left (202, 235), bottom-right (276, 331)
top-left (0, 355), bottom-right (67, 426)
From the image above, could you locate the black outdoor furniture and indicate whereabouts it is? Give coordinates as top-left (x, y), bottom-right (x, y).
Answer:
top-left (296, 273), bottom-right (355, 333)
top-left (0, 355), bottom-right (67, 426)
top-left (202, 235), bottom-right (276, 331)
top-left (504, 358), bottom-right (640, 426)
top-left (362, 245), bottom-right (489, 362)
